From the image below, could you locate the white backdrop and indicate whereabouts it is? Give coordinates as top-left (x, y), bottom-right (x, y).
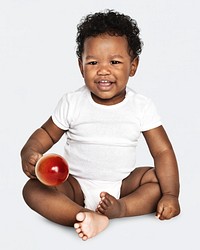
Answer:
top-left (0, 0), bottom-right (199, 249)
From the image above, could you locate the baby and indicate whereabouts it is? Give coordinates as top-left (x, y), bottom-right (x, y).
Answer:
top-left (21, 9), bottom-right (180, 241)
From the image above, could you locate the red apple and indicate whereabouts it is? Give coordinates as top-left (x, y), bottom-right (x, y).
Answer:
top-left (35, 154), bottom-right (69, 186)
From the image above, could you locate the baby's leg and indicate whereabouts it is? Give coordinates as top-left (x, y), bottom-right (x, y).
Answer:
top-left (96, 167), bottom-right (161, 218)
top-left (22, 175), bottom-right (84, 226)
top-left (74, 211), bottom-right (109, 241)
top-left (23, 175), bottom-right (109, 240)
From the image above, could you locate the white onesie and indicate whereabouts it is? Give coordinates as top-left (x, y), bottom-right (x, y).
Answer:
top-left (52, 85), bottom-right (162, 210)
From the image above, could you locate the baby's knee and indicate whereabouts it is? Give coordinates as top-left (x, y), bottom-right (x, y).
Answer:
top-left (22, 179), bottom-right (34, 203)
top-left (140, 168), bottom-right (158, 185)
top-left (22, 179), bottom-right (43, 206)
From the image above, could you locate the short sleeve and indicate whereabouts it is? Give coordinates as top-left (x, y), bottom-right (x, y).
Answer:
top-left (51, 94), bottom-right (70, 130)
top-left (140, 99), bottom-right (162, 131)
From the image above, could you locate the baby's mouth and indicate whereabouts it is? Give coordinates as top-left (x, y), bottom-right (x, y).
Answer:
top-left (97, 80), bottom-right (114, 90)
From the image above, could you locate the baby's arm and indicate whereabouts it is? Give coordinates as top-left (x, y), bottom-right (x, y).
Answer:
top-left (21, 117), bottom-right (65, 179)
top-left (143, 126), bottom-right (180, 220)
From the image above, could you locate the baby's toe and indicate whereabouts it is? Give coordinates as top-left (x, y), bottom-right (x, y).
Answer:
top-left (96, 204), bottom-right (106, 214)
top-left (75, 227), bottom-right (82, 233)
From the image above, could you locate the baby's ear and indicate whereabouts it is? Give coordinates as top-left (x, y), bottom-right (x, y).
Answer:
top-left (129, 56), bottom-right (139, 77)
top-left (78, 59), bottom-right (84, 77)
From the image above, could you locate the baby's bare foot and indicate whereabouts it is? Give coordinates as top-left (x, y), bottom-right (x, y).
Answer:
top-left (96, 192), bottom-right (126, 219)
top-left (74, 211), bottom-right (109, 241)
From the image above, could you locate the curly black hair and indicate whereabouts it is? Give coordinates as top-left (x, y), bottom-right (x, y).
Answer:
top-left (76, 9), bottom-right (143, 60)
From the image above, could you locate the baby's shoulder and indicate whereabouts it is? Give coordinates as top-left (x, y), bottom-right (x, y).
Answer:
top-left (126, 87), bottom-right (151, 106)
top-left (62, 85), bottom-right (88, 103)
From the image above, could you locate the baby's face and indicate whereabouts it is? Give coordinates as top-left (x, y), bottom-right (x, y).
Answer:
top-left (79, 34), bottom-right (138, 105)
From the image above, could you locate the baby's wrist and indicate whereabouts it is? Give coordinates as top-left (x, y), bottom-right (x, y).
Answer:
top-left (162, 193), bottom-right (178, 199)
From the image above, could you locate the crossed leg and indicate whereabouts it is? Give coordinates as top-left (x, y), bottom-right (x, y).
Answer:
top-left (96, 167), bottom-right (161, 218)
top-left (23, 167), bottom-right (161, 241)
top-left (22, 175), bottom-right (109, 241)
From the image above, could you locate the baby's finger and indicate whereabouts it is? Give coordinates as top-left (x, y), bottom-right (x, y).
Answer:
top-left (24, 170), bottom-right (37, 179)
top-left (23, 164), bottom-right (36, 179)
top-left (159, 207), bottom-right (173, 220)
top-left (156, 205), bottom-right (164, 219)
top-left (29, 153), bottom-right (42, 166)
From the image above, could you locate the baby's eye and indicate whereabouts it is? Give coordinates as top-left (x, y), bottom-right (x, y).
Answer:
top-left (111, 60), bottom-right (121, 65)
top-left (87, 61), bottom-right (97, 65)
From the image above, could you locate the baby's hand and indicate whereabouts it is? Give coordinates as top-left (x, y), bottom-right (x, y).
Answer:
top-left (156, 194), bottom-right (180, 220)
top-left (21, 150), bottom-right (42, 179)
